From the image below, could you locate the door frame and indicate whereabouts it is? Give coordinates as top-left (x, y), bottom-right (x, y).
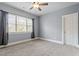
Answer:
top-left (62, 15), bottom-right (73, 45)
top-left (62, 13), bottom-right (79, 47)
top-left (62, 16), bottom-right (65, 44)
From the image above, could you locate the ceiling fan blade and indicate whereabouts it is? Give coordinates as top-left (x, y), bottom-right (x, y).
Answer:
top-left (32, 2), bottom-right (35, 4)
top-left (39, 3), bottom-right (48, 6)
top-left (38, 7), bottom-right (42, 11)
top-left (30, 7), bottom-right (33, 10)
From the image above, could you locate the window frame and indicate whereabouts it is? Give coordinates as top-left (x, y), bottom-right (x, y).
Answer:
top-left (16, 15), bottom-right (27, 32)
top-left (8, 13), bottom-right (16, 33)
top-left (8, 13), bottom-right (32, 33)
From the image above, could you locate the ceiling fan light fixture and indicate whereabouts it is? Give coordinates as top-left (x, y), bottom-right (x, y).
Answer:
top-left (30, 2), bottom-right (48, 11)
top-left (33, 4), bottom-right (39, 8)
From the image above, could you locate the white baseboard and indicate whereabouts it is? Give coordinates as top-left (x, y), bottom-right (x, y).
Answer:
top-left (39, 37), bottom-right (79, 48)
top-left (40, 37), bottom-right (64, 44)
top-left (8, 39), bottom-right (35, 46)
top-left (0, 37), bottom-right (39, 48)
top-left (0, 37), bottom-right (79, 48)
top-left (74, 45), bottom-right (79, 48)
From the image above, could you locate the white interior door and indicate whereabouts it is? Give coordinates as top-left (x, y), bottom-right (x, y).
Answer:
top-left (63, 13), bottom-right (78, 46)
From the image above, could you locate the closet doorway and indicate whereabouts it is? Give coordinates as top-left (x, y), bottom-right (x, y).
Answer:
top-left (62, 13), bottom-right (78, 46)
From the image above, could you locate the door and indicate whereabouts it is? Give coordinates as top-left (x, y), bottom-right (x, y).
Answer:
top-left (63, 13), bottom-right (78, 46)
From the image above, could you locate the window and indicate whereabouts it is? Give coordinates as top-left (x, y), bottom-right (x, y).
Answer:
top-left (8, 14), bottom-right (16, 32)
top-left (8, 13), bottom-right (32, 33)
top-left (27, 18), bottom-right (32, 32)
top-left (17, 16), bottom-right (26, 32)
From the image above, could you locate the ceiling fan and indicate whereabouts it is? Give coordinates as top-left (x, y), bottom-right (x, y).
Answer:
top-left (29, 2), bottom-right (48, 11)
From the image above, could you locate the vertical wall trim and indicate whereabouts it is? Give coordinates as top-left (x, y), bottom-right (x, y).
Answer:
top-left (62, 16), bottom-right (65, 44)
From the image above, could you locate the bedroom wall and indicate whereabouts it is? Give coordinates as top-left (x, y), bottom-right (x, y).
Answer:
top-left (39, 3), bottom-right (79, 42)
top-left (0, 3), bottom-right (39, 43)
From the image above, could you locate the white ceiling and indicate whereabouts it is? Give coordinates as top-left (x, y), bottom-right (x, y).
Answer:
top-left (3, 2), bottom-right (79, 16)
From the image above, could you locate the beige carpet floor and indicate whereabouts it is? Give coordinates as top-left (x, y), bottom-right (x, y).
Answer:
top-left (0, 39), bottom-right (79, 56)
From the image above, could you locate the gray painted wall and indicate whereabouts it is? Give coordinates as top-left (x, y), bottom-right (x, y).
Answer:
top-left (8, 33), bottom-right (31, 43)
top-left (0, 3), bottom-right (39, 43)
top-left (39, 3), bottom-right (79, 42)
